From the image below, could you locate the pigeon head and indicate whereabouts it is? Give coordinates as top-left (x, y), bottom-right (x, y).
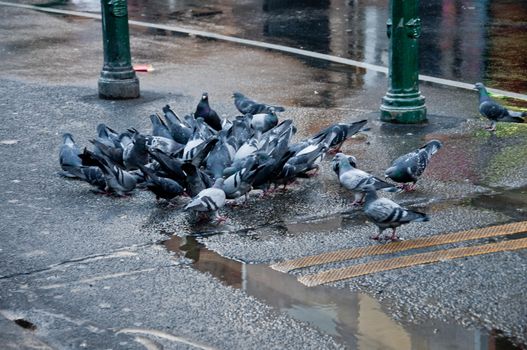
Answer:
top-left (62, 133), bottom-right (75, 145)
top-left (384, 166), bottom-right (400, 179)
top-left (232, 92), bottom-right (244, 99)
top-left (201, 92), bottom-right (209, 101)
top-left (422, 140), bottom-right (443, 155)
top-left (474, 82), bottom-right (485, 90)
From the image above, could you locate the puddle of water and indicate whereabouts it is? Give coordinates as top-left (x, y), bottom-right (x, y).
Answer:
top-left (285, 214), bottom-right (343, 234)
top-left (471, 186), bottom-right (527, 221)
top-left (163, 235), bottom-right (524, 350)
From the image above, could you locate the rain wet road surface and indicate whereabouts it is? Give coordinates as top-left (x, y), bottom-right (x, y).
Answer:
top-left (164, 234), bottom-right (524, 350)
top-left (38, 0), bottom-right (527, 93)
top-left (1, 1), bottom-right (527, 349)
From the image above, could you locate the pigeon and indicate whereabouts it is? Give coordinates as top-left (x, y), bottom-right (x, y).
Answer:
top-left (232, 92), bottom-right (285, 115)
top-left (162, 105), bottom-right (192, 144)
top-left (229, 114), bottom-right (253, 148)
top-left (310, 119), bottom-right (367, 152)
top-left (362, 184), bottom-right (429, 241)
top-left (137, 164), bottom-right (185, 201)
top-left (80, 166), bottom-right (106, 191)
top-left (181, 162), bottom-right (213, 198)
top-left (251, 108), bottom-right (279, 134)
top-left (223, 157), bottom-right (263, 200)
top-left (147, 149), bottom-right (187, 185)
top-left (96, 123), bottom-right (121, 148)
top-left (184, 178), bottom-right (226, 222)
top-left (275, 143), bottom-right (326, 188)
top-left (123, 129), bottom-right (149, 171)
top-left (58, 133), bottom-right (84, 179)
top-left (89, 138), bottom-right (124, 168)
top-left (233, 138), bottom-right (259, 162)
top-left (81, 149), bottom-right (137, 195)
top-left (146, 135), bottom-right (184, 156)
top-left (333, 153), bottom-right (398, 205)
top-left (384, 140), bottom-right (442, 191)
top-left (474, 82), bottom-right (526, 131)
top-left (205, 130), bottom-right (233, 180)
top-left (195, 92), bottom-right (222, 131)
top-left (150, 114), bottom-right (173, 139)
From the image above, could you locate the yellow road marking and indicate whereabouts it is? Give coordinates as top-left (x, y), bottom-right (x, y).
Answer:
top-left (270, 221), bottom-right (527, 272)
top-left (298, 237), bottom-right (527, 287)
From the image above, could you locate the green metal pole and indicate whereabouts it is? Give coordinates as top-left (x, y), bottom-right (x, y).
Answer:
top-left (380, 0), bottom-right (426, 123)
top-left (98, 0), bottom-right (139, 99)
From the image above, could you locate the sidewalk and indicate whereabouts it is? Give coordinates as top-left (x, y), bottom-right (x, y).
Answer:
top-left (1, 2), bottom-right (526, 349)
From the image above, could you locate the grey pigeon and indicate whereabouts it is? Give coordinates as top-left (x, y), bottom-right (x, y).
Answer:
top-left (250, 153), bottom-right (278, 193)
top-left (83, 149), bottom-right (137, 196)
top-left (276, 143), bottom-right (326, 189)
top-left (146, 135), bottom-right (184, 156)
top-left (96, 123), bottom-right (121, 148)
top-left (205, 130), bottom-right (233, 180)
top-left (181, 162), bottom-right (213, 198)
top-left (147, 149), bottom-right (186, 185)
top-left (229, 114), bottom-right (253, 148)
top-left (384, 140), bottom-right (442, 191)
top-left (310, 119), bottom-right (367, 152)
top-left (362, 184), bottom-right (429, 241)
top-left (232, 92), bottom-right (285, 114)
top-left (80, 166), bottom-right (106, 192)
top-left (475, 82), bottom-right (526, 131)
top-left (251, 108), bottom-right (279, 134)
top-left (123, 129), bottom-right (149, 171)
top-left (162, 105), bottom-right (192, 144)
top-left (334, 153), bottom-right (398, 205)
top-left (150, 114), bottom-right (173, 139)
top-left (58, 133), bottom-right (84, 179)
top-left (223, 157), bottom-right (263, 200)
top-left (184, 178), bottom-right (226, 222)
top-left (195, 92), bottom-right (222, 131)
top-left (89, 138), bottom-right (124, 168)
top-left (137, 164), bottom-right (184, 201)
top-left (233, 138), bottom-right (259, 162)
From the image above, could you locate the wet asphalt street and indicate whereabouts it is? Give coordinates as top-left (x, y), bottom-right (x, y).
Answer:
top-left (1, 1), bottom-right (527, 349)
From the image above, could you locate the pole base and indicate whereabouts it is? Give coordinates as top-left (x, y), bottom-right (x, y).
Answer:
top-left (380, 92), bottom-right (427, 123)
top-left (98, 76), bottom-right (140, 100)
top-left (380, 105), bottom-right (427, 124)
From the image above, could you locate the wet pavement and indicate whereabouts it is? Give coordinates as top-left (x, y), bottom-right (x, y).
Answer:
top-left (30, 0), bottom-right (527, 94)
top-left (1, 1), bottom-right (527, 349)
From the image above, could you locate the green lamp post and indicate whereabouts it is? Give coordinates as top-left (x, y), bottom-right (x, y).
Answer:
top-left (380, 0), bottom-right (426, 123)
top-left (98, 0), bottom-right (139, 99)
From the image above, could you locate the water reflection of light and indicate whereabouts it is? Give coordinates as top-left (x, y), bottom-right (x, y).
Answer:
top-left (284, 303), bottom-right (340, 336)
top-left (363, 6), bottom-right (381, 88)
top-left (70, 0), bottom-right (100, 12)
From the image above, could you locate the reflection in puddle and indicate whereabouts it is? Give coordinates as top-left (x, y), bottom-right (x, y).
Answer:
top-left (471, 186), bottom-right (527, 221)
top-left (286, 214), bottom-right (343, 234)
top-left (164, 235), bottom-right (523, 350)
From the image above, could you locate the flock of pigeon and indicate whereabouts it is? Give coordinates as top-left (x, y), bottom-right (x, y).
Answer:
top-left (58, 82), bottom-right (524, 242)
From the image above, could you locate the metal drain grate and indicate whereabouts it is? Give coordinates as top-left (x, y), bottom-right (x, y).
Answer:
top-left (271, 221), bottom-right (527, 273)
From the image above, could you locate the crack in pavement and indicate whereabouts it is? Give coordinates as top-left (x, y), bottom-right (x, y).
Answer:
top-left (0, 242), bottom-right (158, 281)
